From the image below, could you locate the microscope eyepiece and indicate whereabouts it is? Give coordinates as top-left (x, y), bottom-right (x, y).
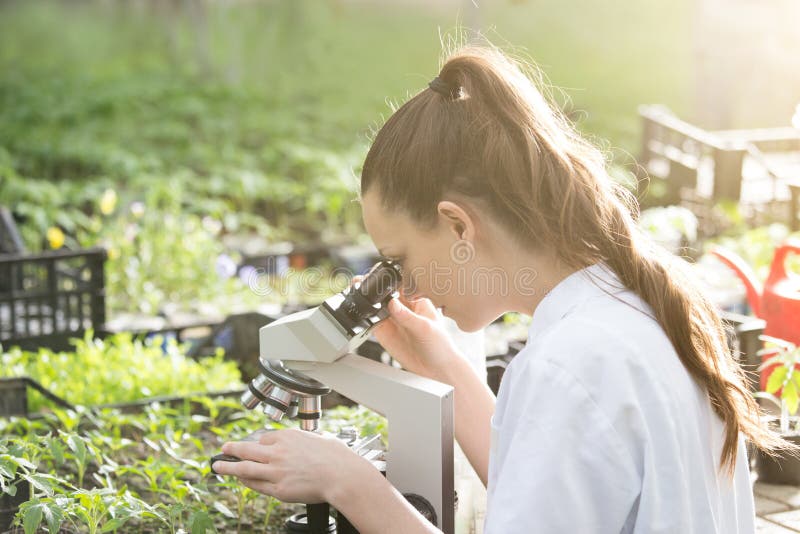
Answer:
top-left (354, 260), bottom-right (402, 305)
top-left (336, 260), bottom-right (402, 327)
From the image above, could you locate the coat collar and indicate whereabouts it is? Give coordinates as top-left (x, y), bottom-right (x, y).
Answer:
top-left (527, 261), bottom-right (629, 342)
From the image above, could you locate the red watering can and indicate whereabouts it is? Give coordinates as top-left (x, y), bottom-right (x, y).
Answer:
top-left (710, 241), bottom-right (800, 390)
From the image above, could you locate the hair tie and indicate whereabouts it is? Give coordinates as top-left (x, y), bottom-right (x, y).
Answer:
top-left (428, 76), bottom-right (456, 98)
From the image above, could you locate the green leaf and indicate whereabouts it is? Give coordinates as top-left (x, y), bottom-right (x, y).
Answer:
top-left (101, 517), bottom-right (129, 532)
top-left (14, 457), bottom-right (36, 471)
top-left (23, 474), bottom-right (54, 496)
top-left (0, 460), bottom-right (14, 480)
top-left (142, 437), bottom-right (161, 452)
top-left (73, 505), bottom-right (91, 525)
top-left (50, 440), bottom-right (65, 468)
top-left (67, 435), bottom-right (87, 466)
top-left (212, 501), bottom-right (236, 519)
top-left (189, 510), bottom-right (216, 534)
top-left (41, 500), bottom-right (65, 534)
top-left (766, 366), bottom-right (789, 395)
top-left (22, 501), bottom-right (43, 534)
top-left (786, 379), bottom-right (800, 416)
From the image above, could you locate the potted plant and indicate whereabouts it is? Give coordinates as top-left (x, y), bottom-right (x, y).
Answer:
top-left (753, 336), bottom-right (800, 484)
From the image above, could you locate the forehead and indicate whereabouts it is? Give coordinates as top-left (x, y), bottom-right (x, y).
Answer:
top-left (361, 189), bottom-right (413, 250)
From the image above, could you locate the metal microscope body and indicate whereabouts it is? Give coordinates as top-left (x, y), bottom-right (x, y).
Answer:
top-left (247, 261), bottom-right (456, 533)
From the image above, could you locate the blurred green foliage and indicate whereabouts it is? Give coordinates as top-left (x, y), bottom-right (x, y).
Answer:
top-left (0, 332), bottom-right (243, 410)
top-left (0, 0), bottom-right (691, 314)
top-left (707, 223), bottom-right (800, 281)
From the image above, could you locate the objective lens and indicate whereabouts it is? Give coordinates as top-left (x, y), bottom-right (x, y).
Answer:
top-left (298, 395), bottom-right (322, 432)
top-left (241, 375), bottom-right (275, 410)
top-left (287, 396), bottom-right (299, 418)
top-left (262, 385), bottom-right (294, 422)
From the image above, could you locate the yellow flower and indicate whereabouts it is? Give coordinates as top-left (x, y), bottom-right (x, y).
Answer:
top-left (47, 227), bottom-right (64, 249)
top-left (100, 189), bottom-right (118, 216)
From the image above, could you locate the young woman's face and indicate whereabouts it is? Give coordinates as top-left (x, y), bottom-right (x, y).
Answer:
top-left (361, 189), bottom-right (506, 332)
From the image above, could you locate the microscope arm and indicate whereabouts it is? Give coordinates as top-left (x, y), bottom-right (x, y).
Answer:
top-left (290, 354), bottom-right (455, 534)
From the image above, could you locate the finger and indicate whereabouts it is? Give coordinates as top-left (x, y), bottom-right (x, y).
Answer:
top-left (388, 298), bottom-right (431, 330)
top-left (213, 459), bottom-right (277, 480)
top-left (371, 318), bottom-right (405, 351)
top-left (222, 441), bottom-right (272, 463)
top-left (410, 298), bottom-right (438, 321)
top-left (397, 289), bottom-right (416, 308)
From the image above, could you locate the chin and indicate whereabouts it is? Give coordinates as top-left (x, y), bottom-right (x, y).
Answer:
top-left (450, 313), bottom-right (491, 333)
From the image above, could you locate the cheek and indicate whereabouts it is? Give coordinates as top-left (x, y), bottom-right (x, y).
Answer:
top-left (445, 298), bottom-right (496, 332)
top-left (401, 261), bottom-right (433, 298)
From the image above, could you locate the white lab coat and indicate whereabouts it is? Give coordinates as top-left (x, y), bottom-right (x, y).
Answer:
top-left (484, 262), bottom-right (755, 533)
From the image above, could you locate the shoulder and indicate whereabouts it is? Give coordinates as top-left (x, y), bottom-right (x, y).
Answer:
top-left (502, 287), bottom-right (698, 438)
top-left (524, 288), bottom-right (673, 378)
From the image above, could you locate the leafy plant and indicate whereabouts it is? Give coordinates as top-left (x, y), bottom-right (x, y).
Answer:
top-left (61, 432), bottom-right (98, 488)
top-left (321, 405), bottom-right (388, 446)
top-left (759, 337), bottom-right (800, 434)
top-left (639, 205), bottom-right (699, 253)
top-left (2, 395), bottom-right (381, 532)
top-left (0, 332), bottom-right (243, 411)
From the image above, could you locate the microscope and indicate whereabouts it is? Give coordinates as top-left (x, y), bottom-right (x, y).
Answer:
top-left (211, 260), bottom-right (455, 534)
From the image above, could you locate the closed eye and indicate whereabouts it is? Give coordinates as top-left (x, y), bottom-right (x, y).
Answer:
top-left (381, 254), bottom-right (404, 264)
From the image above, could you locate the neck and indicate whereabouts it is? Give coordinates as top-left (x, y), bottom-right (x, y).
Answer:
top-left (494, 244), bottom-right (581, 317)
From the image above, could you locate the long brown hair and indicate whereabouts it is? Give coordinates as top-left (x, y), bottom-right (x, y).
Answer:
top-left (361, 42), bottom-right (785, 472)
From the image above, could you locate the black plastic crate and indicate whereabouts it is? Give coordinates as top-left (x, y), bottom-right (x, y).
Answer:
top-left (0, 377), bottom-right (74, 418)
top-left (0, 248), bottom-right (107, 351)
top-left (721, 311), bottom-right (767, 393)
top-left (1, 475), bottom-right (30, 533)
top-left (0, 378), bottom-right (28, 418)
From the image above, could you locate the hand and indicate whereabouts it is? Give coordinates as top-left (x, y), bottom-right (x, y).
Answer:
top-left (372, 293), bottom-right (463, 382)
top-left (213, 428), bottom-right (366, 504)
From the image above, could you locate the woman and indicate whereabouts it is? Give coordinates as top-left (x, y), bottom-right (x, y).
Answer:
top-left (213, 44), bottom-right (782, 533)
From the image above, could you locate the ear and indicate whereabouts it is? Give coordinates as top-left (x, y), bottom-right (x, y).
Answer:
top-left (436, 200), bottom-right (475, 241)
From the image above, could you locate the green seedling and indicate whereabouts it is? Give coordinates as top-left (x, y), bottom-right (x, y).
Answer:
top-left (759, 338), bottom-right (800, 433)
top-left (59, 431), bottom-right (99, 488)
top-left (214, 480), bottom-right (259, 534)
top-left (69, 487), bottom-right (165, 534)
top-left (17, 496), bottom-right (69, 534)
top-left (1, 333), bottom-right (243, 411)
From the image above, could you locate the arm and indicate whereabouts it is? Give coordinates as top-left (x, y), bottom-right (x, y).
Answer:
top-left (434, 354), bottom-right (495, 487)
top-left (216, 430), bottom-right (443, 534)
top-left (328, 457), bottom-right (442, 534)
